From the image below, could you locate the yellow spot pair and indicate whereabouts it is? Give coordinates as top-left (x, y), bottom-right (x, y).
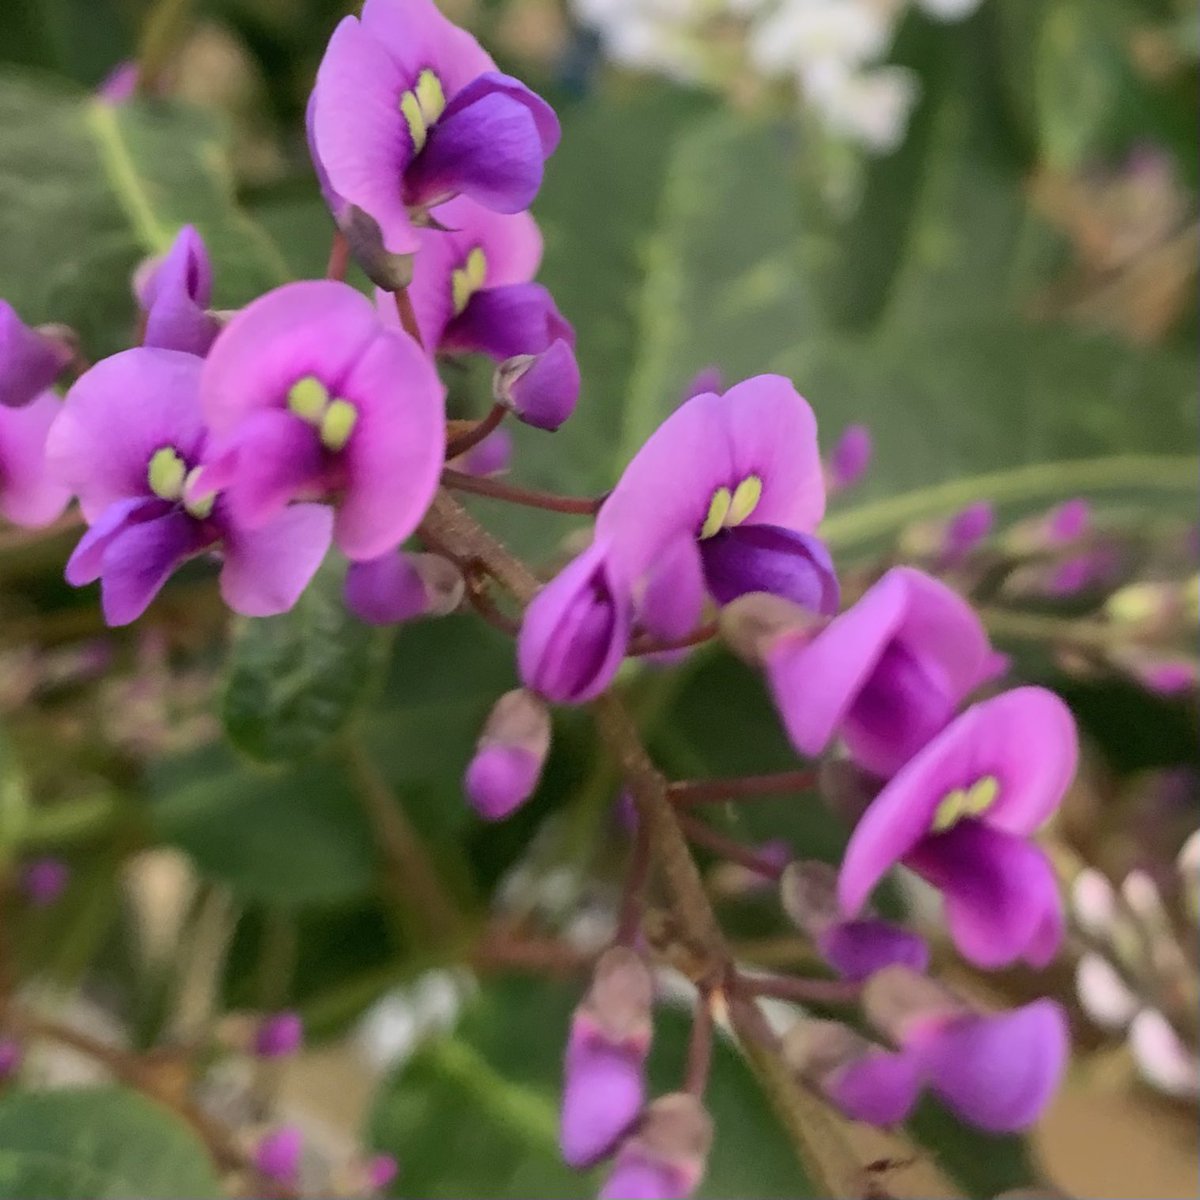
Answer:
top-left (399, 69), bottom-right (446, 153)
top-left (287, 376), bottom-right (358, 452)
top-left (931, 775), bottom-right (999, 835)
top-left (147, 447), bottom-right (214, 520)
top-left (699, 475), bottom-right (763, 540)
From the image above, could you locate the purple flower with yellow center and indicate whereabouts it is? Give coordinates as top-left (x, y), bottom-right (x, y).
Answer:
top-left (49, 348), bottom-right (332, 626)
top-left (197, 281), bottom-right (444, 561)
top-left (0, 390), bottom-right (71, 528)
top-left (309, 0), bottom-right (559, 260)
top-left (134, 225), bottom-right (220, 357)
top-left (838, 687), bottom-right (1077, 970)
top-left (0, 301), bottom-right (73, 409)
top-left (595, 376), bottom-right (835, 644)
top-left (392, 196), bottom-right (578, 428)
top-left (763, 567), bottom-right (991, 778)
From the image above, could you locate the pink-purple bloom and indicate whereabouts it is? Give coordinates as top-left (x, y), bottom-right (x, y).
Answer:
top-left (826, 424), bottom-right (872, 492)
top-left (453, 426), bottom-right (512, 476)
top-left (255, 1126), bottom-right (303, 1184)
top-left (21, 857), bottom-right (70, 907)
top-left (763, 567), bottom-right (991, 778)
top-left (0, 301), bottom-right (72, 409)
top-left (49, 348), bottom-right (332, 625)
top-left (838, 687), bottom-right (1077, 970)
top-left (134, 226), bottom-right (220, 357)
top-left (254, 1011), bottom-right (304, 1058)
top-left (197, 281), bottom-right (444, 561)
top-left (309, 0), bottom-right (559, 260)
top-left (940, 500), bottom-right (994, 564)
top-left (345, 552), bottom-right (464, 625)
top-left (0, 391), bottom-right (71, 527)
top-left (464, 688), bottom-right (552, 820)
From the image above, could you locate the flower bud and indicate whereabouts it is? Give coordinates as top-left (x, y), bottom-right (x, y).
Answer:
top-left (0, 302), bottom-right (73, 408)
top-left (1104, 581), bottom-right (1183, 633)
top-left (598, 1093), bottom-right (713, 1200)
top-left (1045, 498), bottom-right (1091, 544)
top-left (717, 591), bottom-right (823, 667)
top-left (1128, 1008), bottom-right (1199, 1098)
top-left (339, 205), bottom-right (415, 291)
top-left (494, 339), bottom-right (580, 431)
top-left (940, 501), bottom-right (994, 564)
top-left (464, 689), bottom-right (551, 821)
top-left (365, 1154), bottom-right (398, 1192)
top-left (518, 541), bottom-right (632, 704)
top-left (345, 552), bottom-right (464, 626)
top-left (254, 1126), bottom-right (303, 1185)
top-left (0, 1038), bottom-right (22, 1080)
top-left (22, 857), bottom-right (69, 907)
top-left (826, 424), bottom-right (872, 492)
top-left (454, 427), bottom-right (513, 477)
top-left (254, 1011), bottom-right (304, 1058)
top-left (1070, 867), bottom-right (1116, 939)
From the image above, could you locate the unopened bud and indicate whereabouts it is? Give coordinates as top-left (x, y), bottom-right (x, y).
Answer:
top-left (826, 424), bottom-right (872, 492)
top-left (364, 1153), bottom-right (398, 1192)
top-left (345, 552), bottom-right (464, 626)
top-left (598, 1094), bottom-right (713, 1200)
top-left (718, 592), bottom-right (822, 666)
top-left (1128, 1008), bottom-right (1199, 1098)
top-left (454, 427), bottom-right (513, 477)
top-left (1070, 867), bottom-right (1116, 939)
top-left (0, 302), bottom-right (74, 408)
top-left (585, 947), bottom-right (654, 1045)
top-left (340, 206), bottom-right (414, 292)
top-left (494, 339), bottom-right (580, 431)
top-left (254, 1011), bottom-right (304, 1058)
top-left (1105, 581), bottom-right (1182, 632)
top-left (862, 965), bottom-right (967, 1045)
top-left (254, 1126), bottom-right (303, 1185)
top-left (464, 689), bottom-right (551, 821)
top-left (940, 502), bottom-right (994, 564)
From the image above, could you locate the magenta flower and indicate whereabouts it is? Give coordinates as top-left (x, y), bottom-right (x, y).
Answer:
top-left (49, 348), bottom-right (332, 625)
top-left (134, 226), bottom-right (220, 357)
top-left (597, 1094), bottom-right (712, 1200)
top-left (464, 688), bottom-right (552, 821)
top-left (254, 1011), bottom-right (303, 1058)
top-left (518, 539), bottom-right (633, 704)
top-left (345, 552), bottom-right (463, 625)
top-left (763, 567), bottom-right (991, 777)
top-left (596, 376), bottom-right (835, 643)
top-left (255, 1126), bottom-right (303, 1185)
top-left (22, 857), bottom-right (70, 907)
top-left (0, 301), bottom-right (72, 408)
top-left (309, 0), bottom-right (559, 259)
top-left (940, 500), bottom-right (994, 564)
top-left (0, 391), bottom-right (71, 528)
top-left (365, 1154), bottom-right (399, 1191)
top-left (838, 688), bottom-right (1077, 969)
top-left (826, 424), bottom-right (872, 492)
top-left (198, 281), bottom-right (444, 561)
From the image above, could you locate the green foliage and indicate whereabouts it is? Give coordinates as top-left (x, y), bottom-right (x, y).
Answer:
top-left (0, 1088), bottom-right (221, 1199)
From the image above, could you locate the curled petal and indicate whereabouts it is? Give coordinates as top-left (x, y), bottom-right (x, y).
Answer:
top-left (700, 523), bottom-right (838, 613)
top-left (0, 302), bottom-right (72, 408)
top-left (98, 509), bottom-right (209, 626)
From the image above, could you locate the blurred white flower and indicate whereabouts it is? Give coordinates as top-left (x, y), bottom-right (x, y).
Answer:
top-left (1071, 866), bottom-right (1117, 938)
top-left (1075, 953), bottom-right (1139, 1030)
top-left (1128, 1008), bottom-right (1200, 1099)
top-left (802, 61), bottom-right (918, 153)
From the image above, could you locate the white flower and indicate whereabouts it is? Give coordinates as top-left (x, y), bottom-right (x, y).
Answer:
top-left (802, 62), bottom-right (920, 153)
top-left (1075, 953), bottom-right (1139, 1030)
top-left (915, 0), bottom-right (982, 20)
top-left (1129, 1009), bottom-right (1200, 1098)
top-left (749, 0), bottom-right (893, 77)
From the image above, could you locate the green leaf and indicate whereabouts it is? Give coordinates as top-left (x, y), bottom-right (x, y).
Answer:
top-left (223, 561), bottom-right (382, 763)
top-left (908, 1096), bottom-right (1035, 1199)
top-left (368, 975), bottom-right (811, 1198)
top-left (148, 744), bottom-right (376, 906)
top-left (0, 71), bottom-right (287, 357)
top-left (0, 1088), bottom-right (221, 1199)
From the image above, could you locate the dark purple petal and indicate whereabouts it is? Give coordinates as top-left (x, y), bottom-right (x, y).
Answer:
top-left (915, 1000), bottom-right (1069, 1132)
top-left (818, 918), bottom-right (930, 982)
top-left (65, 497), bottom-right (165, 586)
top-left (700, 523), bottom-right (839, 613)
top-left (496, 340), bottom-right (580, 431)
top-left (99, 509), bottom-right (209, 626)
top-left (0, 302), bottom-right (71, 408)
top-left (442, 282), bottom-right (573, 359)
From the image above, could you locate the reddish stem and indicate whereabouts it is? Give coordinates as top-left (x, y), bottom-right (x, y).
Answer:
top-left (393, 287), bottom-right (424, 347)
top-left (326, 230), bottom-right (350, 281)
top-left (738, 972), bottom-right (863, 1006)
top-left (446, 403), bottom-right (507, 460)
top-left (676, 813), bottom-right (786, 881)
top-left (685, 989), bottom-right (715, 1096)
top-left (628, 621), bottom-right (719, 657)
top-left (441, 468), bottom-right (603, 515)
top-left (616, 821), bottom-right (653, 946)
top-left (668, 770), bottom-right (818, 806)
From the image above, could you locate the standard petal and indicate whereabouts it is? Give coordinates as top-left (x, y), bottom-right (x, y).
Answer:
top-left (310, 17), bottom-right (418, 256)
top-left (718, 374), bottom-right (825, 533)
top-left (360, 0), bottom-right (495, 94)
top-left (0, 391), bottom-right (71, 527)
top-left (99, 509), bottom-right (207, 626)
top-left (49, 349), bottom-right (205, 520)
top-left (918, 1000), bottom-right (1069, 1132)
top-left (200, 281), bottom-right (382, 436)
top-left (699, 523), bottom-right (838, 612)
top-left (335, 328), bottom-right (446, 560)
top-left (908, 824), bottom-right (1064, 969)
top-left (220, 503), bottom-right (332, 617)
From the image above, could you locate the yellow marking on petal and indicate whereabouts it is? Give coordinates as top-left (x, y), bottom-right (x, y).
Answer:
top-left (931, 789), bottom-right (967, 834)
top-left (147, 446), bottom-right (186, 501)
top-left (399, 90), bottom-right (428, 153)
top-left (962, 775), bottom-right (999, 816)
top-left (182, 466), bottom-right (215, 520)
top-left (288, 375), bottom-right (329, 424)
top-left (451, 245), bottom-right (488, 315)
top-left (700, 487), bottom-right (732, 540)
top-left (728, 475), bottom-right (762, 526)
top-left (319, 398), bottom-right (359, 451)
top-left (415, 69), bottom-right (446, 124)
top-left (931, 775), bottom-right (1000, 834)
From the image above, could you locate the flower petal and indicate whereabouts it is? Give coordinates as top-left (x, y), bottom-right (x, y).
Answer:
top-left (560, 1037), bottom-right (645, 1168)
top-left (825, 1046), bottom-right (923, 1126)
top-left (0, 391), bottom-right (71, 527)
top-left (443, 282), bottom-right (572, 359)
top-left (99, 509), bottom-right (208, 626)
top-left (220, 503), bottom-right (332, 617)
top-left (699, 523), bottom-right (838, 612)
top-left (0, 302), bottom-right (71, 408)
top-left (140, 225), bottom-right (220, 357)
top-left (360, 0), bottom-right (495, 95)
top-left (65, 497), bottom-right (163, 585)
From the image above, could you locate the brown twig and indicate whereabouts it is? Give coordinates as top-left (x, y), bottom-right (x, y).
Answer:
top-left (446, 404), bottom-right (507, 460)
top-left (616, 820), bottom-right (653, 946)
top-left (628, 621), bottom-right (720, 657)
top-left (738, 971), bottom-right (863, 1007)
top-left (393, 288), bottom-right (424, 346)
top-left (441, 468), bottom-right (604, 515)
top-left (676, 812), bottom-right (786, 881)
top-left (668, 769), bottom-right (818, 806)
top-left (684, 988), bottom-right (715, 1096)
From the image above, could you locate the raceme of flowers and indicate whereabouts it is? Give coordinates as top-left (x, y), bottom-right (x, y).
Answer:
top-left (0, 0), bottom-right (1081, 1195)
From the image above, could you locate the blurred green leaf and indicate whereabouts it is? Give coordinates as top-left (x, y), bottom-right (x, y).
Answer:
top-left (0, 1088), bottom-right (220, 1199)
top-left (908, 1096), bottom-right (1035, 1199)
top-left (148, 744), bottom-right (375, 906)
top-left (0, 71), bottom-right (286, 357)
top-left (223, 561), bottom-right (382, 763)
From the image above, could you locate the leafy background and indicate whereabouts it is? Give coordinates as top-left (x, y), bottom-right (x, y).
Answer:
top-left (0, 0), bottom-right (1195, 1196)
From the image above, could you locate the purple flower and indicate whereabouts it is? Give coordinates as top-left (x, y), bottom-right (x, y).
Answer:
top-left (518, 539), bottom-right (633, 703)
top-left (940, 501), bottom-right (994, 564)
top-left (1045, 498), bottom-right (1090, 545)
top-left (0, 1039), bottom-right (21, 1079)
top-left (0, 301), bottom-right (72, 408)
top-left (453, 426), bottom-right (512, 476)
top-left (345, 552), bottom-right (464, 625)
top-left (255, 1126), bottom-right (303, 1185)
top-left (365, 1154), bottom-right (399, 1191)
top-left (309, 0), bottom-right (560, 259)
top-left (22, 857), bottom-right (70, 907)
top-left (838, 688), bottom-right (1077, 969)
top-left (0, 391), bottom-right (72, 528)
top-left (399, 197), bottom-right (578, 429)
top-left (464, 688), bottom-right (552, 820)
top-left (597, 1094), bottom-right (712, 1200)
top-left (763, 567), bottom-right (991, 778)
top-left (97, 61), bottom-right (140, 104)
top-left (197, 281), bottom-right (444, 561)
top-left (254, 1011), bottom-right (303, 1058)
top-left (49, 348), bottom-right (332, 625)
top-left (595, 376), bottom-right (835, 644)
top-left (134, 226), bottom-right (221, 357)
top-left (826, 424), bottom-right (872, 492)
top-left (561, 947), bottom-right (653, 1168)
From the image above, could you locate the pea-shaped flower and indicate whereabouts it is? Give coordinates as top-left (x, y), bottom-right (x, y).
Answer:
top-left (134, 225), bottom-right (221, 357)
top-left (198, 281), bottom-right (445, 561)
